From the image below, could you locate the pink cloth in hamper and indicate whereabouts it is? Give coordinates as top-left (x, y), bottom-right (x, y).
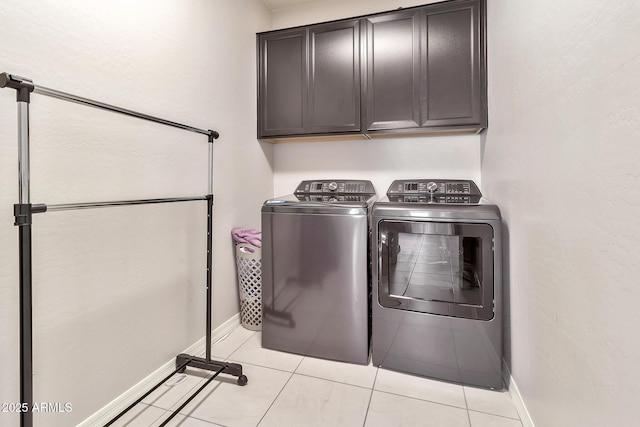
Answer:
top-left (231, 227), bottom-right (262, 248)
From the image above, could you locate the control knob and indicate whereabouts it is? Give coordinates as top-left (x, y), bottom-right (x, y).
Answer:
top-left (328, 181), bottom-right (338, 192)
top-left (426, 181), bottom-right (438, 194)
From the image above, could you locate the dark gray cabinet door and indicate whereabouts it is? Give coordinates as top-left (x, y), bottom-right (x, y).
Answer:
top-left (258, 29), bottom-right (308, 137)
top-left (364, 10), bottom-right (421, 131)
top-left (308, 20), bottom-right (361, 134)
top-left (421, 0), bottom-right (486, 127)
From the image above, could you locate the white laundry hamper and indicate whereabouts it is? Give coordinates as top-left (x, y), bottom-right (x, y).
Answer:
top-left (235, 243), bottom-right (262, 331)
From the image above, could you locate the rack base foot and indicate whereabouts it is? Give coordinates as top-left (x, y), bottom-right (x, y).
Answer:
top-left (176, 353), bottom-right (248, 386)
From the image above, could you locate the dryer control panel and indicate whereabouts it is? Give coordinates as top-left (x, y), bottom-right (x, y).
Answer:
top-left (387, 179), bottom-right (482, 204)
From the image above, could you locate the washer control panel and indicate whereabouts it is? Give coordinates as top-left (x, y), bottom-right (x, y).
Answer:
top-left (297, 195), bottom-right (372, 202)
top-left (387, 179), bottom-right (481, 204)
top-left (295, 180), bottom-right (376, 195)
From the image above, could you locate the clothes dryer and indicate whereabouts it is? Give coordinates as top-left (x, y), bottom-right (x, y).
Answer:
top-left (372, 179), bottom-right (503, 388)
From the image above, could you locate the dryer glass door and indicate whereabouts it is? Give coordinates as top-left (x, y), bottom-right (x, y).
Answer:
top-left (378, 220), bottom-right (494, 320)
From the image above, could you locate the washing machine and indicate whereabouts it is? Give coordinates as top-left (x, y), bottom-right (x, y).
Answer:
top-left (371, 179), bottom-right (503, 389)
top-left (261, 180), bottom-right (376, 364)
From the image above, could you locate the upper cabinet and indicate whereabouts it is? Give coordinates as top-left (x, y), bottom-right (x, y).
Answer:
top-left (258, 20), bottom-right (361, 138)
top-left (364, 10), bottom-right (421, 131)
top-left (257, 0), bottom-right (486, 141)
top-left (420, 0), bottom-right (485, 128)
top-left (257, 28), bottom-right (308, 137)
top-left (308, 20), bottom-right (361, 134)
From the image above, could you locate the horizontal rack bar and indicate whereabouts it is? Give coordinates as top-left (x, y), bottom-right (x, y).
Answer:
top-left (158, 365), bottom-right (225, 427)
top-left (33, 84), bottom-right (219, 140)
top-left (103, 359), bottom-right (191, 427)
top-left (39, 196), bottom-right (210, 213)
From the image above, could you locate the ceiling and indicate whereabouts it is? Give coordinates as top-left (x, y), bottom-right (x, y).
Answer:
top-left (262, 0), bottom-right (324, 10)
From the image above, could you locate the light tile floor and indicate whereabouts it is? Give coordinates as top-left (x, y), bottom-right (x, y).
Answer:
top-left (112, 326), bottom-right (523, 427)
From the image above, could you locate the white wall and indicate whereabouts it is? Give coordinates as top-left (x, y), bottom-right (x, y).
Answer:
top-left (273, 0), bottom-right (436, 29)
top-left (482, 0), bottom-right (640, 426)
top-left (271, 0), bottom-right (482, 197)
top-left (273, 137), bottom-right (481, 197)
top-left (0, 1), bottom-right (272, 425)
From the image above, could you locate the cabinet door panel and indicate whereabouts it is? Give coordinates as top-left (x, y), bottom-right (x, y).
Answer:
top-left (422, 1), bottom-right (484, 126)
top-left (258, 30), bottom-right (308, 137)
top-left (365, 11), bottom-right (420, 131)
top-left (309, 20), bottom-right (360, 133)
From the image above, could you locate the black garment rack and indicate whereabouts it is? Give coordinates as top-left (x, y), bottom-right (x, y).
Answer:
top-left (0, 72), bottom-right (247, 427)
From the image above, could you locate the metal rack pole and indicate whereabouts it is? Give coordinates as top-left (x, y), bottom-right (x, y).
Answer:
top-left (206, 138), bottom-right (214, 362)
top-left (32, 84), bottom-right (218, 139)
top-left (1, 73), bottom-right (37, 427)
top-left (2, 72), bottom-right (219, 140)
top-left (17, 100), bottom-right (34, 427)
top-left (174, 129), bottom-right (247, 386)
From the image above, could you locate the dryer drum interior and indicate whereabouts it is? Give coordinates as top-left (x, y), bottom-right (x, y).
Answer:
top-left (378, 220), bottom-right (495, 321)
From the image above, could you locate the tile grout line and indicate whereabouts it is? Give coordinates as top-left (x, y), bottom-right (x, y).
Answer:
top-left (120, 402), bottom-right (165, 427)
top-left (467, 409), bottom-right (523, 422)
top-left (170, 409), bottom-right (228, 427)
top-left (293, 354), bottom-right (306, 372)
top-left (151, 406), bottom-right (224, 427)
top-left (373, 389), bottom-right (469, 412)
top-left (292, 370), bottom-right (378, 391)
top-left (361, 365), bottom-right (380, 427)
top-left (202, 327), bottom-right (257, 360)
top-left (463, 384), bottom-right (471, 426)
top-left (254, 370), bottom-right (297, 427)
top-left (253, 353), bottom-right (305, 426)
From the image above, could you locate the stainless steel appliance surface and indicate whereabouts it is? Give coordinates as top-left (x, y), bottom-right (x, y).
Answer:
top-left (261, 180), bottom-right (376, 365)
top-left (372, 179), bottom-right (503, 389)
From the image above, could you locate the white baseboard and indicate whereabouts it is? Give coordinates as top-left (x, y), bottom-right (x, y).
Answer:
top-left (503, 364), bottom-right (534, 427)
top-left (78, 313), bottom-right (240, 427)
